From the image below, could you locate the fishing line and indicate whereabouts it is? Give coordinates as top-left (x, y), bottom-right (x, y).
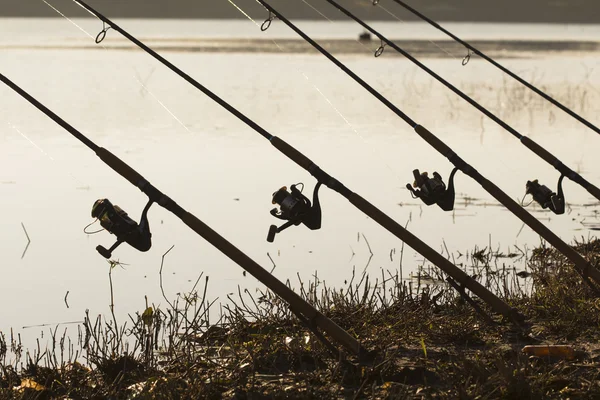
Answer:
top-left (297, 0), bottom-right (521, 179)
top-left (225, 0), bottom-right (404, 182)
top-left (302, 0), bottom-right (458, 65)
top-left (307, 0), bottom-right (456, 62)
top-left (519, 192), bottom-right (534, 208)
top-left (246, 0), bottom-right (416, 126)
top-left (291, 0), bottom-right (516, 185)
top-left (301, 0), bottom-right (489, 179)
top-left (40, 0), bottom-right (192, 135)
top-left (83, 218), bottom-right (104, 234)
top-left (345, 1), bottom-right (519, 176)
top-left (300, 0), bottom-right (331, 21)
top-left (7, 121), bottom-right (89, 188)
top-left (9, 121), bottom-right (56, 161)
top-left (22, 320), bottom-right (84, 329)
top-left (373, 1), bottom-right (461, 62)
top-left (299, 0), bottom-right (386, 56)
top-left (299, 0), bottom-right (521, 190)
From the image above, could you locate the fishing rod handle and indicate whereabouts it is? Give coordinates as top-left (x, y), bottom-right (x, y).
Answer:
top-left (414, 125), bottom-right (452, 156)
top-left (520, 137), bottom-right (559, 167)
top-left (177, 210), bottom-right (364, 356)
top-left (96, 148), bottom-right (146, 188)
top-left (587, 185), bottom-right (600, 201)
top-left (270, 136), bottom-right (313, 170)
top-left (347, 192), bottom-right (521, 321)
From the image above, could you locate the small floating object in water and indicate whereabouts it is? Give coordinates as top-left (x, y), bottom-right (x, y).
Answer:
top-left (358, 31), bottom-right (371, 41)
top-left (522, 345), bottom-right (575, 360)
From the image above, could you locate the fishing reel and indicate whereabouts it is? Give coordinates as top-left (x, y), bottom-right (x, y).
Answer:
top-left (91, 198), bottom-right (153, 258)
top-left (406, 168), bottom-right (458, 211)
top-left (525, 175), bottom-right (565, 215)
top-left (267, 182), bottom-right (322, 242)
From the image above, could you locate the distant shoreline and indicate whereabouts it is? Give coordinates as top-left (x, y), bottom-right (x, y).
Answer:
top-left (3, 0), bottom-right (600, 23)
top-left (3, 39), bottom-right (599, 58)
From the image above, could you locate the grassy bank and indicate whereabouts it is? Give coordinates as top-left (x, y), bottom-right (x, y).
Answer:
top-left (2, 239), bottom-right (600, 399)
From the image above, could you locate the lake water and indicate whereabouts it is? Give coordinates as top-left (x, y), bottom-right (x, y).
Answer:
top-left (1, 12), bottom-right (599, 348)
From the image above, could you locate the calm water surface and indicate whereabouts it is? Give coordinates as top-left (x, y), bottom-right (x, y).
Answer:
top-left (1, 16), bottom-right (599, 346)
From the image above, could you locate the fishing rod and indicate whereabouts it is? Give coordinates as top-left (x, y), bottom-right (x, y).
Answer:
top-left (375, 0), bottom-right (600, 137)
top-left (0, 73), bottom-right (363, 358)
top-left (322, 0), bottom-right (600, 214)
top-left (256, 0), bottom-right (600, 290)
top-left (66, 0), bottom-right (522, 323)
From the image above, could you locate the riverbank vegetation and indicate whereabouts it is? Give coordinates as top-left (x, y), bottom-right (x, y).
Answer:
top-left (2, 239), bottom-right (600, 399)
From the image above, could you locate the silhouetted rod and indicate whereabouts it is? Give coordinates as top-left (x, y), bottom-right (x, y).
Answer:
top-left (69, 0), bottom-right (520, 321)
top-left (382, 0), bottom-right (600, 136)
top-left (0, 72), bottom-right (363, 357)
top-left (258, 0), bottom-right (600, 286)
top-left (325, 0), bottom-right (600, 202)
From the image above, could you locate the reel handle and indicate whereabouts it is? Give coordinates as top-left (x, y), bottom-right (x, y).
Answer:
top-left (267, 225), bottom-right (278, 243)
top-left (266, 220), bottom-right (296, 243)
top-left (96, 245), bottom-right (113, 259)
top-left (96, 240), bottom-right (124, 259)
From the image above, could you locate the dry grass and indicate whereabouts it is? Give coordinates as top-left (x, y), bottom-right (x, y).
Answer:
top-left (2, 239), bottom-right (600, 399)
